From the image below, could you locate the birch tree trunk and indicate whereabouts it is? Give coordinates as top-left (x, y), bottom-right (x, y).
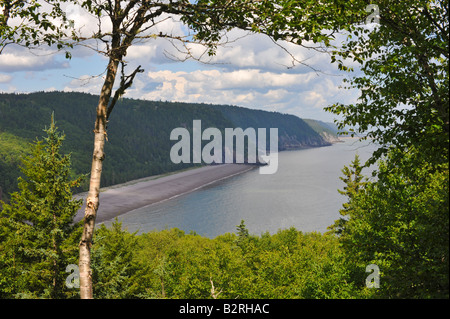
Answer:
top-left (77, 1), bottom-right (147, 298)
top-left (79, 58), bottom-right (119, 299)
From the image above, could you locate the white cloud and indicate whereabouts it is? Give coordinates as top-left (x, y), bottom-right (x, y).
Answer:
top-left (127, 45), bottom-right (157, 60)
top-left (96, 26), bottom-right (352, 121)
top-left (303, 91), bottom-right (327, 109)
top-left (59, 63), bottom-right (356, 122)
top-left (131, 67), bottom-right (337, 117)
top-left (0, 47), bottom-right (69, 73)
top-left (199, 30), bottom-right (335, 74)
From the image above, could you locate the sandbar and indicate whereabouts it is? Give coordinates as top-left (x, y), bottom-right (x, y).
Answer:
top-left (73, 164), bottom-right (255, 223)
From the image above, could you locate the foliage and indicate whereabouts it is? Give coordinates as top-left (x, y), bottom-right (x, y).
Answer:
top-left (0, 0), bottom-right (76, 55)
top-left (68, 0), bottom-right (364, 298)
top-left (91, 221), bottom-right (138, 299)
top-left (190, 0), bottom-right (366, 49)
top-left (335, 147), bottom-right (449, 298)
top-left (326, 0), bottom-right (449, 167)
top-left (90, 221), bottom-right (361, 299)
top-left (323, 0), bottom-right (449, 299)
top-left (3, 130), bottom-right (447, 299)
top-left (0, 118), bottom-right (83, 298)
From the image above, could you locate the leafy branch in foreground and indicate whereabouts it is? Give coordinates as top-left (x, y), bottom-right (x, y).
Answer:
top-left (326, 0), bottom-right (449, 167)
top-left (0, 0), bottom-right (77, 55)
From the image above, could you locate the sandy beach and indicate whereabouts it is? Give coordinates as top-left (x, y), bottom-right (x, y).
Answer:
top-left (73, 164), bottom-right (255, 223)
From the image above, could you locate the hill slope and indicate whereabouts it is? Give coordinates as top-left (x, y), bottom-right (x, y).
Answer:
top-left (0, 91), bottom-right (331, 199)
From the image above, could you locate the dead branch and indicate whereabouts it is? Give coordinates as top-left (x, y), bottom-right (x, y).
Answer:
top-left (210, 277), bottom-right (222, 299)
top-left (106, 63), bottom-right (144, 121)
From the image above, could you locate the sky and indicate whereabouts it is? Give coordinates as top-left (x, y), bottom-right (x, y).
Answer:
top-left (0, 3), bottom-right (360, 123)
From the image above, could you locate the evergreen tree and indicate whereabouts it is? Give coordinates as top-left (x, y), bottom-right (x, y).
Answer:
top-left (91, 220), bottom-right (138, 299)
top-left (0, 117), bottom-right (84, 298)
top-left (328, 154), bottom-right (367, 236)
top-left (235, 220), bottom-right (250, 249)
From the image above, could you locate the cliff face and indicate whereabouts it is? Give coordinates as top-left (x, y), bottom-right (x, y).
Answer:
top-left (302, 119), bottom-right (343, 145)
top-left (319, 131), bottom-right (343, 144)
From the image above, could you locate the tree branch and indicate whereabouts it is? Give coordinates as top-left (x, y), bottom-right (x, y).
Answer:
top-left (106, 63), bottom-right (144, 121)
top-left (210, 277), bottom-right (222, 299)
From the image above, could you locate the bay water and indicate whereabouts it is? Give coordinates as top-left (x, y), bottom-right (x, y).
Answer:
top-left (102, 138), bottom-right (378, 238)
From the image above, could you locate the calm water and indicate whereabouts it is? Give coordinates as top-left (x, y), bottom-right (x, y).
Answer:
top-left (102, 138), bottom-right (378, 238)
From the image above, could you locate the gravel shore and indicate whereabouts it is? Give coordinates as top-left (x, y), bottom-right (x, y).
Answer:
top-left (73, 164), bottom-right (255, 223)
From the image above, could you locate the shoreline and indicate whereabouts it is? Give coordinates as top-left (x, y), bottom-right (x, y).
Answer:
top-left (73, 164), bottom-right (256, 224)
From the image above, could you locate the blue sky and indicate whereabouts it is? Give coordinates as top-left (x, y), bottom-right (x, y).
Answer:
top-left (0, 5), bottom-right (359, 123)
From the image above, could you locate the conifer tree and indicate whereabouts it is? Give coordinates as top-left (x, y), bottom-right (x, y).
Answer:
top-left (328, 154), bottom-right (366, 236)
top-left (0, 117), bottom-right (83, 298)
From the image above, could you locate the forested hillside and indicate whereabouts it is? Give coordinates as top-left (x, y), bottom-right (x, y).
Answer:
top-left (0, 91), bottom-right (334, 200)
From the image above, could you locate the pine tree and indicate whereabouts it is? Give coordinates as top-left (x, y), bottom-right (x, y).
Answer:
top-left (235, 219), bottom-right (251, 253)
top-left (0, 117), bottom-right (84, 298)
